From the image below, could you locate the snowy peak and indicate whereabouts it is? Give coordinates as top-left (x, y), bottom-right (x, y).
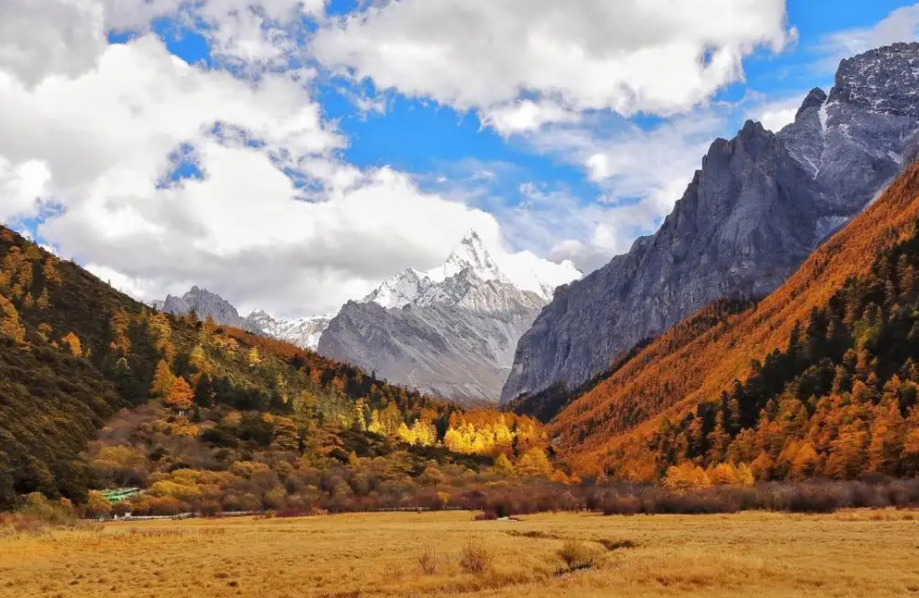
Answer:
top-left (414, 267), bottom-right (546, 314)
top-left (156, 288), bottom-right (332, 351)
top-left (433, 231), bottom-right (506, 284)
top-left (246, 310), bottom-right (332, 351)
top-left (495, 251), bottom-right (582, 300)
top-left (363, 231), bottom-right (582, 309)
top-left (363, 268), bottom-right (433, 309)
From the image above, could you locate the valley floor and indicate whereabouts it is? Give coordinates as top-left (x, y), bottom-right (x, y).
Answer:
top-left (0, 510), bottom-right (917, 597)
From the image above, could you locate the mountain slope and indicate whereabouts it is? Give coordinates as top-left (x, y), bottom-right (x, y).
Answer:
top-left (0, 226), bottom-right (458, 509)
top-left (552, 158), bottom-right (919, 479)
top-left (502, 43), bottom-right (919, 404)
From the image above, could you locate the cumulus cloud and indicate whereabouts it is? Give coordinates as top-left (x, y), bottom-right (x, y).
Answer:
top-left (0, 0), bottom-right (106, 87)
top-left (0, 6), bottom-right (502, 318)
top-left (313, 0), bottom-right (795, 132)
top-left (0, 159), bottom-right (52, 222)
top-left (819, 3), bottom-right (919, 71)
top-left (506, 110), bottom-right (727, 268)
top-left (755, 95), bottom-right (804, 133)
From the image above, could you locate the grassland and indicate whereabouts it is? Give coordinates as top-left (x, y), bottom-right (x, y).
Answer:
top-left (1, 510), bottom-right (918, 597)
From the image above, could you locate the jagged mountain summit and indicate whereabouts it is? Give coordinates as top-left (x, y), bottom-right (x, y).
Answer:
top-left (362, 268), bottom-right (433, 309)
top-left (319, 232), bottom-right (582, 405)
top-left (154, 232), bottom-right (579, 360)
top-left (155, 288), bottom-right (331, 351)
top-left (501, 42), bottom-right (919, 406)
top-left (364, 232), bottom-right (581, 310)
top-left (161, 286), bottom-right (255, 332)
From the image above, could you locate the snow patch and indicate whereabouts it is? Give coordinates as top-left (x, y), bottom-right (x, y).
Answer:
top-left (818, 103), bottom-right (829, 134)
top-left (247, 310), bottom-right (334, 351)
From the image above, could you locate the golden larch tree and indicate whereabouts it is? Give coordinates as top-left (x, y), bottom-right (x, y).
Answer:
top-left (165, 376), bottom-right (194, 412)
top-left (61, 332), bottom-right (82, 357)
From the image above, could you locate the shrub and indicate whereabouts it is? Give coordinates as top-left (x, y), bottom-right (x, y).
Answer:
top-left (18, 493), bottom-right (77, 526)
top-left (418, 542), bottom-right (439, 575)
top-left (557, 539), bottom-right (596, 570)
top-left (459, 538), bottom-right (493, 574)
top-left (84, 491), bottom-right (113, 519)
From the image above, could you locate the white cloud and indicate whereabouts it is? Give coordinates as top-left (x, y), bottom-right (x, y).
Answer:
top-left (312, 0), bottom-right (795, 132)
top-left (748, 93), bottom-right (806, 132)
top-left (0, 10), bottom-right (502, 318)
top-left (484, 100), bottom-right (580, 137)
top-left (0, 0), bottom-right (107, 87)
top-left (468, 109), bottom-right (732, 273)
top-left (0, 158), bottom-right (52, 222)
top-left (819, 4), bottom-right (919, 70)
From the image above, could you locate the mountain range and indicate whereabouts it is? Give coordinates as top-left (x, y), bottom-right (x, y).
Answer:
top-left (501, 42), bottom-right (919, 406)
top-left (10, 42), bottom-right (919, 512)
top-left (154, 287), bottom-right (334, 351)
top-left (156, 232), bottom-right (581, 404)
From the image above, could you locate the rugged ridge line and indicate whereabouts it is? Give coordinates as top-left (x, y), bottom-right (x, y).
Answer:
top-left (501, 43), bottom-right (919, 405)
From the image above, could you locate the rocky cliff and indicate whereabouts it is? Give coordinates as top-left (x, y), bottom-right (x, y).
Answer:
top-left (501, 43), bottom-right (919, 405)
top-left (161, 286), bottom-right (256, 331)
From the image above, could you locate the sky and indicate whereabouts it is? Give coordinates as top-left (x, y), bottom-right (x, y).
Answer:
top-left (2, 0), bottom-right (919, 319)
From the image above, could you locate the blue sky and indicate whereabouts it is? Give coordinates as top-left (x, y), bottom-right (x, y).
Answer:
top-left (2, 0), bottom-right (919, 316)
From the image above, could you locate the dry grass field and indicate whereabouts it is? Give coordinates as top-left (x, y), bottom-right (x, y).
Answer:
top-left (1, 510), bottom-right (918, 598)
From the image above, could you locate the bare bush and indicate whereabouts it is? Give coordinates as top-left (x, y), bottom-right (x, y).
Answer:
top-left (459, 538), bottom-right (493, 574)
top-left (418, 542), bottom-right (439, 575)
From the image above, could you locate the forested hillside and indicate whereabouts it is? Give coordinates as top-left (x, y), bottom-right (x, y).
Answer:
top-left (552, 160), bottom-right (919, 481)
top-left (0, 227), bottom-right (553, 512)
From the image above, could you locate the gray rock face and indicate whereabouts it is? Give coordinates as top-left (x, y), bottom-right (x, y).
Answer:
top-left (319, 270), bottom-right (546, 406)
top-left (161, 286), bottom-right (256, 331)
top-left (501, 43), bottom-right (919, 405)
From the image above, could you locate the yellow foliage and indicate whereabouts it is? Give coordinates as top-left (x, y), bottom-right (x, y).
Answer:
top-left (61, 332), bottom-right (82, 357)
top-left (0, 294), bottom-right (26, 344)
top-left (663, 463), bottom-right (711, 490)
top-left (109, 309), bottom-right (132, 354)
top-left (151, 359), bottom-right (175, 398)
top-left (43, 257), bottom-right (63, 285)
top-left (165, 376), bottom-right (194, 411)
top-left (707, 463), bottom-right (738, 486)
top-left (494, 454), bottom-right (514, 476)
top-left (398, 420), bottom-right (438, 447)
top-left (515, 448), bottom-right (554, 478)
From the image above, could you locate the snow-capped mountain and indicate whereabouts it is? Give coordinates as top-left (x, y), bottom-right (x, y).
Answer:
top-left (155, 233), bottom-right (580, 380)
top-left (362, 268), bottom-right (433, 309)
top-left (363, 231), bottom-right (582, 309)
top-left (246, 310), bottom-right (333, 352)
top-left (431, 231), bottom-right (507, 284)
top-left (319, 232), bottom-right (582, 405)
